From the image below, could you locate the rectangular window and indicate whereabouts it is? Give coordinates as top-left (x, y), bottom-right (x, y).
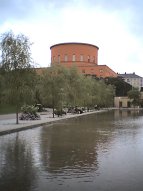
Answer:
top-left (87, 55), bottom-right (90, 62)
top-left (93, 56), bottom-right (95, 63)
top-left (72, 54), bottom-right (76, 61)
top-left (80, 55), bottom-right (83, 61)
top-left (58, 55), bottom-right (60, 63)
top-left (64, 54), bottom-right (68, 62)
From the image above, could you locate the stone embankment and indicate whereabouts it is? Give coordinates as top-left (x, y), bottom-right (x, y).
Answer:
top-left (0, 109), bottom-right (107, 136)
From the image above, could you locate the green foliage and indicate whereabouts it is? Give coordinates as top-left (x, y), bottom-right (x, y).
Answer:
top-left (0, 31), bottom-right (116, 121)
top-left (91, 79), bottom-right (115, 107)
top-left (2, 69), bottom-right (36, 105)
top-left (0, 31), bottom-right (37, 123)
top-left (0, 31), bottom-right (32, 70)
top-left (80, 76), bottom-right (94, 107)
top-left (105, 77), bottom-right (132, 96)
top-left (0, 104), bottom-right (15, 114)
top-left (0, 73), bottom-right (3, 104)
top-left (127, 89), bottom-right (140, 107)
top-left (41, 64), bottom-right (67, 117)
top-left (21, 105), bottom-right (38, 115)
top-left (34, 74), bottom-right (43, 104)
top-left (65, 66), bottom-right (86, 107)
top-left (39, 64), bottom-right (115, 117)
top-left (20, 105), bottom-right (40, 120)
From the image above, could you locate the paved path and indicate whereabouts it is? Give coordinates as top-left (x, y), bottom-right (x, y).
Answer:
top-left (0, 113), bottom-right (16, 120)
top-left (0, 110), bottom-right (105, 136)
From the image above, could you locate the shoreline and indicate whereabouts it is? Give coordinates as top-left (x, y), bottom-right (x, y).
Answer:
top-left (0, 109), bottom-right (107, 136)
top-left (1, 107), bottom-right (142, 136)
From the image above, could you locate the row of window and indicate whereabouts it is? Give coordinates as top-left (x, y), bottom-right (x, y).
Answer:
top-left (52, 55), bottom-right (96, 63)
top-left (126, 78), bottom-right (142, 83)
top-left (82, 69), bottom-right (104, 73)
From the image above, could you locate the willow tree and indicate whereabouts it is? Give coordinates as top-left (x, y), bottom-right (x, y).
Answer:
top-left (91, 79), bottom-right (115, 108)
top-left (41, 64), bottom-right (67, 118)
top-left (65, 66), bottom-right (86, 107)
top-left (0, 72), bottom-right (4, 105)
top-left (0, 31), bottom-right (36, 124)
top-left (79, 75), bottom-right (94, 108)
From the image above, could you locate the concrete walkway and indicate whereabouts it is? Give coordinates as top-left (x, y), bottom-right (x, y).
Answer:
top-left (0, 110), bottom-right (105, 136)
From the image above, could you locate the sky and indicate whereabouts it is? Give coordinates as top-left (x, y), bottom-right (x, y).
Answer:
top-left (0, 0), bottom-right (143, 76)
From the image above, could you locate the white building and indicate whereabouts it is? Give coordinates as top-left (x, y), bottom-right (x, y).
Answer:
top-left (118, 72), bottom-right (143, 91)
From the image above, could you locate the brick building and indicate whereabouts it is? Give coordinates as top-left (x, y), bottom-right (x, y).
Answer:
top-left (50, 42), bottom-right (117, 78)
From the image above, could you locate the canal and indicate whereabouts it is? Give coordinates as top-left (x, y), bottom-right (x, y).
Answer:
top-left (0, 109), bottom-right (143, 191)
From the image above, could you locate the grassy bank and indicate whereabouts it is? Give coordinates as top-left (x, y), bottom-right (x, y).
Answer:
top-left (0, 104), bottom-right (15, 114)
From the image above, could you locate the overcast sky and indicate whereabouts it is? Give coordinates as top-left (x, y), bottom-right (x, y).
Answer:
top-left (1, 0), bottom-right (143, 76)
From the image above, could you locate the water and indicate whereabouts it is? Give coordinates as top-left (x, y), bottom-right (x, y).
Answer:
top-left (1, 110), bottom-right (143, 191)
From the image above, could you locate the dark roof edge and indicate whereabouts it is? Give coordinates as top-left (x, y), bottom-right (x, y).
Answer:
top-left (50, 42), bottom-right (99, 50)
top-left (118, 73), bottom-right (142, 78)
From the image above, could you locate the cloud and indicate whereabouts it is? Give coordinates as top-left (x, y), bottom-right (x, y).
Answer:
top-left (0, 0), bottom-right (73, 23)
top-left (0, 0), bottom-right (143, 76)
top-left (0, 0), bottom-right (32, 21)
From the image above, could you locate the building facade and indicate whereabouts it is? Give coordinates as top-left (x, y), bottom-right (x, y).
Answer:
top-left (50, 42), bottom-right (117, 78)
top-left (118, 73), bottom-right (143, 91)
top-left (114, 97), bottom-right (132, 108)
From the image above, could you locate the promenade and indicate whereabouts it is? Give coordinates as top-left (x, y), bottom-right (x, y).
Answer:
top-left (0, 110), bottom-right (105, 136)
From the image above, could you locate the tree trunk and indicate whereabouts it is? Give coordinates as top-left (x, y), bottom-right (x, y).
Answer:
top-left (16, 106), bottom-right (19, 124)
top-left (52, 98), bottom-right (55, 118)
top-left (52, 107), bottom-right (55, 118)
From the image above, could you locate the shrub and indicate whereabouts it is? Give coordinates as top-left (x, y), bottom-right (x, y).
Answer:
top-left (54, 109), bottom-right (66, 117)
top-left (20, 105), bottom-right (40, 120)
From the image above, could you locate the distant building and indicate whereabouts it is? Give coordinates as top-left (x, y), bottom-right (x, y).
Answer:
top-left (118, 72), bottom-right (143, 91)
top-left (50, 42), bottom-right (117, 78)
top-left (114, 97), bottom-right (132, 108)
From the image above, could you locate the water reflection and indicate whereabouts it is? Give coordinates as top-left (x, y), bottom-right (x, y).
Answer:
top-left (40, 112), bottom-right (115, 177)
top-left (40, 125), bottom-right (99, 173)
top-left (0, 132), bottom-right (37, 191)
top-left (114, 109), bottom-right (143, 119)
top-left (0, 110), bottom-right (143, 191)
